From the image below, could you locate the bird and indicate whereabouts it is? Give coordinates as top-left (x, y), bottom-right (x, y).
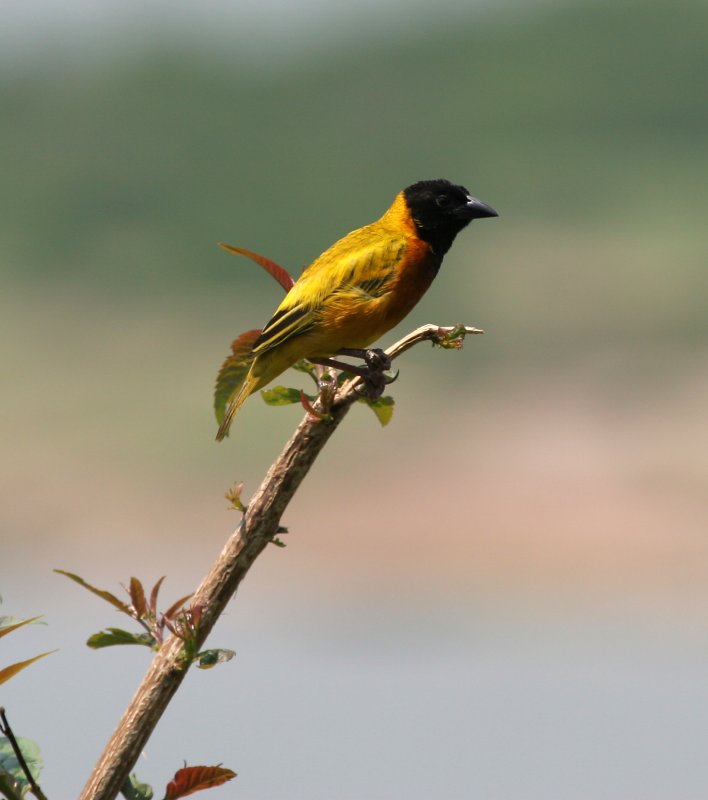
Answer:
top-left (215, 178), bottom-right (497, 440)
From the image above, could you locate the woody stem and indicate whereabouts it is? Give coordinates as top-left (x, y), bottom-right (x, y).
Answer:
top-left (78, 323), bottom-right (482, 800)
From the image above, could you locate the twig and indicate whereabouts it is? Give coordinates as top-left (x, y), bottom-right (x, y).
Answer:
top-left (0, 707), bottom-right (49, 800)
top-left (78, 323), bottom-right (481, 800)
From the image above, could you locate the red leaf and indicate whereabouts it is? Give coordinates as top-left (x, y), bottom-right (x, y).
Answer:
top-left (218, 242), bottom-right (295, 292)
top-left (54, 570), bottom-right (133, 615)
top-left (128, 577), bottom-right (148, 619)
top-left (300, 390), bottom-right (322, 421)
top-left (299, 389), bottom-right (332, 422)
top-left (163, 594), bottom-right (193, 620)
top-left (164, 765), bottom-right (236, 799)
top-left (188, 603), bottom-right (203, 629)
top-left (149, 576), bottom-right (166, 616)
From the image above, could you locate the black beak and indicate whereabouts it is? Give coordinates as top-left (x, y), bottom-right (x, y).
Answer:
top-left (458, 196), bottom-right (498, 220)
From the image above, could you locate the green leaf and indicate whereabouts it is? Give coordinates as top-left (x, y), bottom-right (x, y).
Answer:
top-left (435, 323), bottom-right (468, 349)
top-left (260, 385), bottom-right (306, 406)
top-left (0, 736), bottom-right (42, 796)
top-left (164, 765), bottom-right (236, 799)
top-left (224, 482), bottom-right (247, 513)
top-left (291, 359), bottom-right (317, 375)
top-left (214, 328), bottom-right (261, 425)
top-left (0, 617), bottom-right (44, 640)
top-left (359, 395), bottom-right (395, 426)
top-left (54, 570), bottom-right (132, 615)
top-left (86, 628), bottom-right (156, 650)
top-left (0, 652), bottom-right (56, 687)
top-left (120, 773), bottom-right (154, 800)
top-left (291, 359), bottom-right (320, 385)
top-left (195, 648), bottom-right (236, 669)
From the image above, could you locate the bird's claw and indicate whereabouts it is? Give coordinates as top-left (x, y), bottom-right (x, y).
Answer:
top-left (322, 347), bottom-right (397, 399)
top-left (363, 348), bottom-right (392, 373)
top-left (355, 366), bottom-right (398, 399)
top-left (383, 368), bottom-right (399, 386)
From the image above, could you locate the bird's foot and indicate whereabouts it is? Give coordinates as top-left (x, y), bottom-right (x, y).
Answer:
top-left (310, 348), bottom-right (398, 399)
top-left (338, 348), bottom-right (397, 399)
top-left (354, 366), bottom-right (399, 399)
top-left (359, 348), bottom-right (391, 373)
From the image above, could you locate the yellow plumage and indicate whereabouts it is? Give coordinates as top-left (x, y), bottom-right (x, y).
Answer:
top-left (215, 180), bottom-right (497, 440)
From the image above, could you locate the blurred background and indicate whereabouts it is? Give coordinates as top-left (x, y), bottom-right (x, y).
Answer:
top-left (2, 0), bottom-right (708, 797)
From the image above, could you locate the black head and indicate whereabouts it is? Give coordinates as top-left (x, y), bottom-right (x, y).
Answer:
top-left (403, 179), bottom-right (498, 256)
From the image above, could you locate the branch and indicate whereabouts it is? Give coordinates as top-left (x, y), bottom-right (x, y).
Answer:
top-left (78, 323), bottom-right (481, 800)
top-left (0, 707), bottom-right (48, 800)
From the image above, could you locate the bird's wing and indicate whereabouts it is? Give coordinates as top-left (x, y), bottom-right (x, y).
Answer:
top-left (251, 228), bottom-right (408, 357)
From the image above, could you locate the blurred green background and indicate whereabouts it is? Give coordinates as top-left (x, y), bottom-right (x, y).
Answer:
top-left (3, 0), bottom-right (708, 797)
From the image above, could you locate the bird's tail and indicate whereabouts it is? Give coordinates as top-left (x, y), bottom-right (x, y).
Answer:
top-left (215, 372), bottom-right (259, 441)
top-left (214, 334), bottom-right (298, 441)
top-left (214, 328), bottom-right (265, 441)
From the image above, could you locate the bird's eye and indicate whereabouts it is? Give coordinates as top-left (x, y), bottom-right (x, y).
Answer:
top-left (435, 195), bottom-right (452, 208)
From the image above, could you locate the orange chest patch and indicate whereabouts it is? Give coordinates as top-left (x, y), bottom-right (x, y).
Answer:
top-left (382, 239), bottom-right (440, 326)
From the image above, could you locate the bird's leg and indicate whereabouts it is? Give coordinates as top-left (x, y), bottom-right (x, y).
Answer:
top-left (338, 349), bottom-right (399, 396)
top-left (309, 349), bottom-right (399, 399)
top-left (353, 367), bottom-right (399, 399)
top-left (338, 347), bottom-right (392, 373)
top-left (309, 356), bottom-right (368, 378)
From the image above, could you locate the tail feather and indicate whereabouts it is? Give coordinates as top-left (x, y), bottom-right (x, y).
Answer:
top-left (216, 374), bottom-right (259, 441)
top-left (215, 341), bottom-right (301, 441)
